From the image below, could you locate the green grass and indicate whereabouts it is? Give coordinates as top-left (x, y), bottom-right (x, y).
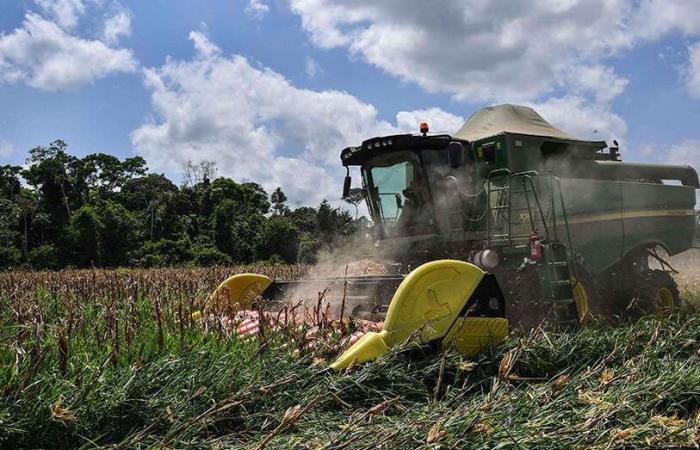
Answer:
top-left (0, 275), bottom-right (698, 449)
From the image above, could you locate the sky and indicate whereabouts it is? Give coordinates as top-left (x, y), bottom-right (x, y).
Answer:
top-left (0, 0), bottom-right (699, 206)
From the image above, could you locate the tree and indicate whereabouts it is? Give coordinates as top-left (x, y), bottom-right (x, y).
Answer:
top-left (240, 182), bottom-right (271, 216)
top-left (22, 141), bottom-right (78, 242)
top-left (82, 153), bottom-right (147, 198)
top-left (0, 199), bottom-right (20, 269)
top-left (213, 199), bottom-right (256, 263)
top-left (287, 207), bottom-right (318, 234)
top-left (67, 205), bottom-right (103, 266)
top-left (16, 190), bottom-right (38, 259)
top-left (343, 188), bottom-right (365, 219)
top-left (28, 245), bottom-right (59, 270)
top-left (119, 174), bottom-right (179, 241)
top-left (0, 166), bottom-right (24, 262)
top-left (119, 174), bottom-right (178, 211)
top-left (130, 237), bottom-right (194, 267)
top-left (270, 187), bottom-right (289, 215)
top-left (182, 160), bottom-right (217, 187)
top-left (191, 245), bottom-right (232, 267)
top-left (260, 216), bottom-right (299, 263)
top-left (96, 201), bottom-right (137, 267)
top-left (297, 233), bottom-right (320, 264)
top-left (0, 165), bottom-right (22, 199)
top-left (0, 139), bottom-right (376, 271)
top-left (317, 200), bottom-right (355, 246)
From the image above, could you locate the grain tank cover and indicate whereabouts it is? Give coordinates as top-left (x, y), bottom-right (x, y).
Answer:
top-left (454, 104), bottom-right (580, 142)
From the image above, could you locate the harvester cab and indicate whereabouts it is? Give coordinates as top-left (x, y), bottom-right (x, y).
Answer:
top-left (208, 104), bottom-right (699, 371)
top-left (340, 131), bottom-right (475, 241)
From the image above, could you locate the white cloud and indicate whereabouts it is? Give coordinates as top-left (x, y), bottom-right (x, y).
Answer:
top-left (34, 0), bottom-right (86, 30)
top-left (626, 1), bottom-right (700, 101)
top-left (685, 42), bottom-right (700, 99)
top-left (131, 33), bottom-right (463, 204)
top-left (665, 140), bottom-right (700, 205)
top-left (529, 96), bottom-right (627, 143)
top-left (102, 10), bottom-right (131, 45)
top-left (0, 141), bottom-right (16, 159)
top-left (287, 0), bottom-right (700, 107)
top-left (289, 0), bottom-right (636, 102)
top-left (245, 0), bottom-right (270, 19)
top-left (562, 64), bottom-right (629, 103)
top-left (395, 108), bottom-right (464, 134)
top-left (188, 30), bottom-right (220, 58)
top-left (629, 0), bottom-right (700, 41)
top-left (666, 140), bottom-right (700, 169)
top-left (304, 56), bottom-right (321, 78)
top-left (0, 13), bottom-right (137, 91)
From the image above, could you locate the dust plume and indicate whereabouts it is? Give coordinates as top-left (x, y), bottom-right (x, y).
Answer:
top-left (282, 231), bottom-right (397, 320)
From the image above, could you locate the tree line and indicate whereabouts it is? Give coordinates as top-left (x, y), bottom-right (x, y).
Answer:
top-left (0, 140), bottom-right (370, 270)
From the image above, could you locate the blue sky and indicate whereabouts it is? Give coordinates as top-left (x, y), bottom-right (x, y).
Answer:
top-left (0, 0), bottom-right (699, 205)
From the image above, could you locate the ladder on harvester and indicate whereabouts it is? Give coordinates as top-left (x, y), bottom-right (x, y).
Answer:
top-left (543, 177), bottom-right (580, 325)
top-left (486, 171), bottom-right (580, 326)
top-left (542, 242), bottom-right (579, 325)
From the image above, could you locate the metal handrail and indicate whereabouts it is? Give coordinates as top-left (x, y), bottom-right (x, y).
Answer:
top-left (485, 169), bottom-right (552, 245)
top-left (486, 170), bottom-right (508, 245)
top-left (551, 176), bottom-right (578, 281)
top-left (512, 171), bottom-right (550, 238)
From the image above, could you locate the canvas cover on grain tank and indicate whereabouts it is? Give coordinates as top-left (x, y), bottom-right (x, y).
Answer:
top-left (454, 104), bottom-right (579, 142)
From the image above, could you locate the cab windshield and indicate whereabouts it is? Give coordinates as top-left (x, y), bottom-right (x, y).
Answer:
top-left (362, 152), bottom-right (428, 236)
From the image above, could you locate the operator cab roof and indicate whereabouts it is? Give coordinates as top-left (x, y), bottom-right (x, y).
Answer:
top-left (341, 133), bottom-right (452, 166)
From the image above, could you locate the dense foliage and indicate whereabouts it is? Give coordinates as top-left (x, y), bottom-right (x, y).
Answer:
top-left (0, 140), bottom-right (369, 270)
top-left (0, 268), bottom-right (697, 449)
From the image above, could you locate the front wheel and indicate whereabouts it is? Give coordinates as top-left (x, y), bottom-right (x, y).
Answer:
top-left (571, 266), bottom-right (609, 323)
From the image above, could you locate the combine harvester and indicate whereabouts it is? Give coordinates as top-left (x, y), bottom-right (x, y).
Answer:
top-left (210, 104), bottom-right (698, 370)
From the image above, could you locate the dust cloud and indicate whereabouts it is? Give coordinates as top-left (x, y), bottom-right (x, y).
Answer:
top-left (670, 248), bottom-right (700, 292)
top-left (281, 232), bottom-right (396, 319)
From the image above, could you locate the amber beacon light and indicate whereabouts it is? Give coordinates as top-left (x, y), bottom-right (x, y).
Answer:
top-left (419, 122), bottom-right (429, 136)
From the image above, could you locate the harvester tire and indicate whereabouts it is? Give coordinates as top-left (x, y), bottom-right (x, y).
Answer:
top-left (571, 266), bottom-right (608, 323)
top-left (634, 270), bottom-right (681, 315)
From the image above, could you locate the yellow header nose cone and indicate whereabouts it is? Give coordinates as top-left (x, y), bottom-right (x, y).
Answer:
top-left (331, 260), bottom-right (486, 370)
top-left (330, 332), bottom-right (390, 370)
top-left (209, 273), bottom-right (273, 311)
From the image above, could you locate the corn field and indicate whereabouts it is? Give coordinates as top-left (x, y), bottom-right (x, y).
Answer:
top-left (0, 267), bottom-right (698, 449)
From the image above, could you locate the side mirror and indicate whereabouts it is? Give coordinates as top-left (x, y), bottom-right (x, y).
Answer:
top-left (395, 193), bottom-right (403, 210)
top-left (448, 141), bottom-right (464, 169)
top-left (342, 175), bottom-right (351, 198)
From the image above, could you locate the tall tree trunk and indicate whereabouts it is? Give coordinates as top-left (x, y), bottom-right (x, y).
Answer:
top-left (22, 213), bottom-right (28, 259)
top-left (59, 181), bottom-right (71, 218)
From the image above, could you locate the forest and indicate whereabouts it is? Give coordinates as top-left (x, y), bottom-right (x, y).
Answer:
top-left (0, 140), bottom-right (369, 270)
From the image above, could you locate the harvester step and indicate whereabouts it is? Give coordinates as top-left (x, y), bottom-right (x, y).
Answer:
top-left (543, 298), bottom-right (575, 305)
top-left (549, 262), bottom-right (569, 267)
top-left (490, 186), bottom-right (511, 192)
top-left (551, 280), bottom-right (572, 286)
top-left (554, 298), bottom-right (576, 305)
top-left (492, 205), bottom-right (510, 210)
top-left (556, 319), bottom-right (580, 326)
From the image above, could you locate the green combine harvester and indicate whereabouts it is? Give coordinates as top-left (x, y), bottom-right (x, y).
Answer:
top-left (209, 104), bottom-right (699, 370)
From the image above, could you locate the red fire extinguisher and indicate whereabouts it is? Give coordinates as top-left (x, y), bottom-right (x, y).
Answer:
top-left (529, 230), bottom-right (543, 261)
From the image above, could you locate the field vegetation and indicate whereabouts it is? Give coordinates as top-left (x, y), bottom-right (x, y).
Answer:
top-left (1, 267), bottom-right (698, 449)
